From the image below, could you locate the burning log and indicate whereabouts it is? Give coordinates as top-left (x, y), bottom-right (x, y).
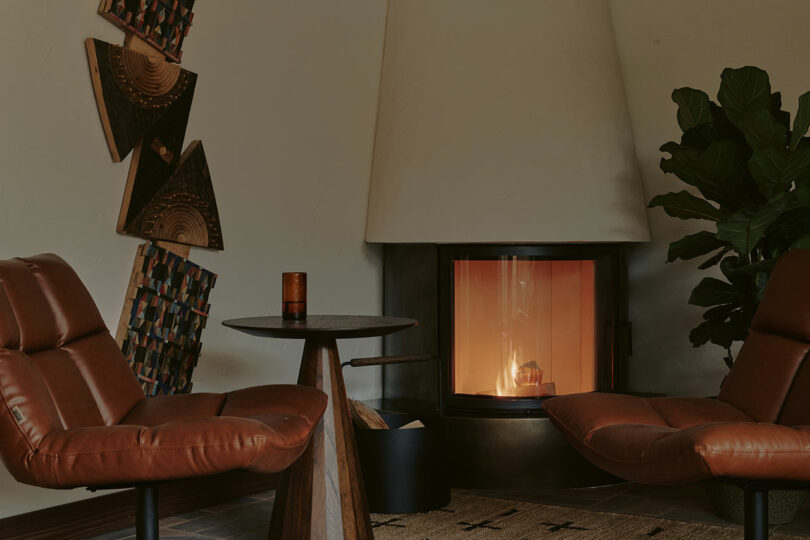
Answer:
top-left (513, 361), bottom-right (542, 387)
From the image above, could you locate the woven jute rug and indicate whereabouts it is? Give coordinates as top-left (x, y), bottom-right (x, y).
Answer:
top-left (371, 493), bottom-right (803, 539)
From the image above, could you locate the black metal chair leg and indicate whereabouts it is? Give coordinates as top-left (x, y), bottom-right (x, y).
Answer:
top-left (136, 484), bottom-right (159, 540)
top-left (744, 485), bottom-right (768, 540)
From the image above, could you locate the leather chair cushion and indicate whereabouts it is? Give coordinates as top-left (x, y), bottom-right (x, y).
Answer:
top-left (0, 350), bottom-right (63, 452)
top-left (751, 249), bottom-right (810, 342)
top-left (718, 331), bottom-right (810, 422)
top-left (31, 416), bottom-right (310, 488)
top-left (778, 357), bottom-right (810, 426)
top-left (29, 348), bottom-right (106, 429)
top-left (0, 287), bottom-right (20, 349)
top-left (24, 254), bottom-right (107, 346)
top-left (543, 392), bottom-right (810, 484)
top-left (122, 393), bottom-right (226, 426)
top-left (61, 332), bottom-right (145, 426)
top-left (542, 393), bottom-right (750, 442)
top-left (0, 259), bottom-right (58, 352)
top-left (579, 421), bottom-right (810, 485)
top-left (23, 384), bottom-right (327, 488)
top-left (220, 384), bottom-right (330, 421)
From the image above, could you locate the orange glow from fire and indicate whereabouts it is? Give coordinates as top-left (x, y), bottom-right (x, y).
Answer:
top-left (453, 259), bottom-right (596, 398)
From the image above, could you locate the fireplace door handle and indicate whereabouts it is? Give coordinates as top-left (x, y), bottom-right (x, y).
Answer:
top-left (342, 354), bottom-right (434, 369)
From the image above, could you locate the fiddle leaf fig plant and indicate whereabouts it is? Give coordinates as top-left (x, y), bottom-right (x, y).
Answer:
top-left (650, 66), bottom-right (810, 369)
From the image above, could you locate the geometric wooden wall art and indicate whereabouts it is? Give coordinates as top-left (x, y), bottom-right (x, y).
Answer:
top-left (116, 241), bottom-right (217, 396)
top-left (121, 140), bottom-right (223, 249)
top-left (86, 4), bottom-right (223, 250)
top-left (99, 0), bottom-right (196, 64)
top-left (85, 37), bottom-right (195, 163)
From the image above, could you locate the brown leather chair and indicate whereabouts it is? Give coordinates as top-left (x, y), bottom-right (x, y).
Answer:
top-left (0, 254), bottom-right (328, 539)
top-left (543, 249), bottom-right (810, 540)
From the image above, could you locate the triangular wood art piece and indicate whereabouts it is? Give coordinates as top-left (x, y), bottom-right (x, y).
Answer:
top-left (85, 38), bottom-right (196, 162)
top-left (121, 141), bottom-right (224, 250)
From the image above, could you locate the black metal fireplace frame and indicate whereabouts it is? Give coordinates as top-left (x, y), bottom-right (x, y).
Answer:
top-left (379, 242), bottom-right (631, 489)
top-left (437, 243), bottom-right (629, 416)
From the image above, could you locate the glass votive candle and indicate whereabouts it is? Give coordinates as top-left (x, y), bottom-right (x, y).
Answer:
top-left (282, 272), bottom-right (307, 320)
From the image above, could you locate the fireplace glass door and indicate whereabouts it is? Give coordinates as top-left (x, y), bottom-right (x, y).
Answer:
top-left (453, 257), bottom-right (596, 399)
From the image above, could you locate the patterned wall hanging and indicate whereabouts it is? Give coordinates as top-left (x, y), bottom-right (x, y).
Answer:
top-left (99, 0), bottom-right (196, 63)
top-left (116, 241), bottom-right (217, 396)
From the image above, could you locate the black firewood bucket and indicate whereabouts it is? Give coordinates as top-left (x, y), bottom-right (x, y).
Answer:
top-left (355, 411), bottom-right (450, 514)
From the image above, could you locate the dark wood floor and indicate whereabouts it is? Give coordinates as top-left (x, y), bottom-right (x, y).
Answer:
top-left (87, 483), bottom-right (810, 539)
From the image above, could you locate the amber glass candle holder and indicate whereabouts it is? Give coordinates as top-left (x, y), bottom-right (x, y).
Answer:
top-left (282, 272), bottom-right (307, 320)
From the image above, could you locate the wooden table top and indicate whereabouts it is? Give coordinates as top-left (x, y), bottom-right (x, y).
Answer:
top-left (222, 314), bottom-right (418, 340)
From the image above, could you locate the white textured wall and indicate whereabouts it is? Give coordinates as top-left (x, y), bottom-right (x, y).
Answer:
top-left (0, 0), bottom-right (387, 519)
top-left (609, 0), bottom-right (810, 395)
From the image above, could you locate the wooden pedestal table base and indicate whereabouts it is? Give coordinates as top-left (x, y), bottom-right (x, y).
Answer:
top-left (222, 315), bottom-right (418, 539)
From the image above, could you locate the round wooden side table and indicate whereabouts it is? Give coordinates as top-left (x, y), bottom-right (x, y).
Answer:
top-left (222, 315), bottom-right (418, 539)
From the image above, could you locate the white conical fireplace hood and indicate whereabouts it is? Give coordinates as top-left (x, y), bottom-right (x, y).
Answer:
top-left (366, 0), bottom-right (650, 243)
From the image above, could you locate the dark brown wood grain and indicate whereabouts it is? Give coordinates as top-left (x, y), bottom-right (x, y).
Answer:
top-left (86, 37), bottom-right (223, 250)
top-left (331, 355), bottom-right (374, 539)
top-left (122, 140), bottom-right (224, 250)
top-left (349, 354), bottom-right (433, 367)
top-left (256, 326), bottom-right (406, 538)
top-left (85, 38), bottom-right (189, 163)
top-left (0, 470), bottom-right (277, 540)
top-left (223, 315), bottom-right (417, 340)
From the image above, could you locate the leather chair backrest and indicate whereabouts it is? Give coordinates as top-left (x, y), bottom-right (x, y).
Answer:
top-left (0, 255), bottom-right (144, 481)
top-left (718, 249), bottom-right (810, 424)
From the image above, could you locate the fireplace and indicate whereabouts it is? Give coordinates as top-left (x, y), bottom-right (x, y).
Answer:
top-left (380, 243), bottom-right (629, 488)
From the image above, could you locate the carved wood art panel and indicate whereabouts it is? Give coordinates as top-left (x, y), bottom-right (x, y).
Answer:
top-left (116, 242), bottom-right (217, 396)
top-left (85, 32), bottom-right (223, 249)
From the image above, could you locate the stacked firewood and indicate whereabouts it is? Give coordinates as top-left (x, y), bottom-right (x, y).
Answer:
top-left (349, 399), bottom-right (424, 430)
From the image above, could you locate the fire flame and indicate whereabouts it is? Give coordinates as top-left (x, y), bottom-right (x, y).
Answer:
top-left (495, 350), bottom-right (543, 397)
top-left (495, 350), bottom-right (520, 397)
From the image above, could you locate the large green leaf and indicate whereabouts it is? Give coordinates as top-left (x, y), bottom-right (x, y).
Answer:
top-left (697, 247), bottom-right (731, 269)
top-left (648, 190), bottom-right (725, 221)
top-left (719, 256), bottom-right (759, 291)
top-left (710, 102), bottom-right (746, 142)
top-left (672, 88), bottom-right (713, 132)
top-left (681, 123), bottom-right (722, 151)
top-left (724, 258), bottom-right (776, 277)
top-left (749, 143), bottom-right (810, 198)
top-left (689, 316), bottom-right (749, 349)
top-left (741, 109), bottom-right (788, 149)
top-left (660, 140), bottom-right (751, 207)
top-left (770, 92), bottom-right (791, 130)
top-left (790, 91), bottom-right (810, 151)
top-left (715, 192), bottom-right (792, 253)
top-left (766, 197), bottom-right (810, 238)
top-left (797, 183), bottom-right (810, 201)
top-left (689, 277), bottom-right (747, 307)
top-left (702, 303), bottom-right (741, 321)
top-left (666, 230), bottom-right (726, 262)
top-left (717, 66), bottom-right (772, 129)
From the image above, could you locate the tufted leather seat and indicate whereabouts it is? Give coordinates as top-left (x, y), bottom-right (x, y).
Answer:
top-left (0, 254), bottom-right (326, 493)
top-left (543, 249), bottom-right (810, 538)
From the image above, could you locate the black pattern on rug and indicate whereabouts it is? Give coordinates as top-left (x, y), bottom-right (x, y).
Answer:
top-left (369, 492), bottom-right (807, 539)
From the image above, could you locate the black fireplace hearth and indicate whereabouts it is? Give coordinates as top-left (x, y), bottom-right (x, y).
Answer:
top-left (379, 243), bottom-right (631, 489)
